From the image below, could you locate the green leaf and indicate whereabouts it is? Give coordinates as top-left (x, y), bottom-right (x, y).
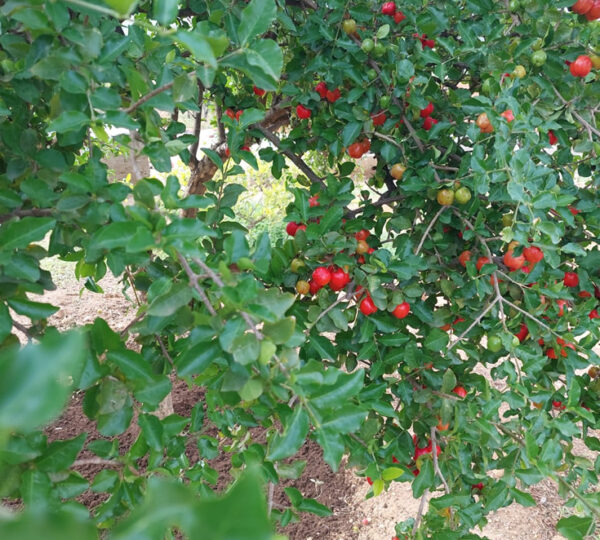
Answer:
top-left (175, 30), bottom-right (217, 68)
top-left (111, 468), bottom-right (273, 540)
top-left (147, 283), bottom-right (192, 317)
top-left (268, 406), bottom-right (309, 461)
top-left (297, 497), bottom-right (332, 516)
top-left (382, 467), bottom-right (404, 481)
top-left (222, 40), bottom-right (282, 91)
top-left (255, 289), bottom-right (295, 320)
top-left (425, 328), bottom-right (450, 352)
top-left (239, 378), bottom-right (263, 401)
top-left (138, 413), bottom-right (164, 451)
top-left (104, 0), bottom-right (139, 16)
top-left (341, 122), bottom-right (363, 147)
top-left (238, 0), bottom-right (276, 45)
top-left (320, 404), bottom-right (367, 434)
top-left (0, 331), bottom-right (85, 433)
top-left (177, 341), bottom-right (221, 376)
top-left (263, 317), bottom-right (295, 344)
top-left (372, 478), bottom-right (384, 496)
top-left (441, 369), bottom-right (457, 394)
top-left (0, 302), bottom-right (11, 343)
top-left (48, 111), bottom-right (89, 133)
top-left (310, 370), bottom-right (364, 409)
top-left (153, 0), bottom-right (179, 25)
top-left (7, 298), bottom-right (58, 320)
top-left (0, 217), bottom-right (56, 252)
top-left (556, 515), bottom-right (595, 540)
top-left (412, 459), bottom-right (434, 498)
top-left (36, 433), bottom-right (86, 472)
top-left (0, 509), bottom-right (96, 540)
top-left (232, 333), bottom-right (260, 365)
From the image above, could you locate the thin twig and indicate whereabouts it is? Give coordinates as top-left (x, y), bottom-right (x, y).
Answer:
top-left (177, 253), bottom-right (217, 316)
top-left (414, 206), bottom-right (447, 255)
top-left (447, 298), bottom-right (498, 352)
top-left (413, 488), bottom-right (429, 534)
top-left (430, 427), bottom-right (450, 494)
top-left (0, 208), bottom-right (53, 225)
top-left (156, 335), bottom-right (174, 367)
top-left (12, 320), bottom-right (33, 342)
top-left (267, 482), bottom-right (275, 517)
top-left (120, 312), bottom-right (145, 337)
top-left (255, 125), bottom-right (326, 188)
top-left (124, 81), bottom-right (175, 114)
top-left (308, 283), bottom-right (355, 330)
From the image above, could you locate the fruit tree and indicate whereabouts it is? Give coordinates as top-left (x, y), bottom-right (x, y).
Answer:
top-left (0, 0), bottom-right (599, 538)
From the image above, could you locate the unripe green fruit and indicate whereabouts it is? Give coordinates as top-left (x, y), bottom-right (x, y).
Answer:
top-left (290, 258), bottom-right (305, 273)
top-left (513, 65), bottom-right (526, 79)
top-left (531, 37), bottom-right (544, 51)
top-left (487, 335), bottom-right (502, 352)
top-left (481, 79), bottom-right (493, 96)
top-left (531, 50), bottom-right (547, 67)
top-left (509, 0), bottom-right (520, 9)
top-left (361, 38), bottom-right (374, 53)
top-left (380, 95), bottom-right (391, 108)
top-left (455, 186), bottom-right (472, 204)
top-left (342, 19), bottom-right (357, 35)
top-left (502, 213), bottom-right (514, 227)
top-left (511, 336), bottom-right (520, 347)
top-left (373, 43), bottom-right (386, 57)
top-left (367, 68), bottom-right (377, 80)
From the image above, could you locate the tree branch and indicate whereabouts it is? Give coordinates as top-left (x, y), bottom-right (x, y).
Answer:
top-left (414, 205), bottom-right (447, 255)
top-left (0, 208), bottom-right (53, 225)
top-left (254, 124), bottom-right (326, 188)
top-left (177, 253), bottom-right (217, 317)
top-left (124, 81), bottom-right (175, 114)
top-left (446, 298), bottom-right (498, 352)
top-left (431, 427), bottom-right (450, 495)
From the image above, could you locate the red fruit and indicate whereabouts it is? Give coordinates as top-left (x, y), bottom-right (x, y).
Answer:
top-left (326, 88), bottom-right (341, 103)
top-left (235, 110), bottom-right (243, 121)
top-left (286, 222), bottom-right (298, 236)
top-left (330, 267), bottom-right (351, 291)
top-left (590, 309), bottom-right (600, 320)
top-left (355, 229), bottom-right (370, 241)
top-left (359, 139), bottom-right (371, 154)
top-left (476, 256), bottom-right (491, 272)
top-left (360, 295), bottom-right (378, 316)
top-left (452, 386), bottom-right (467, 398)
top-left (309, 279), bottom-right (321, 295)
top-left (454, 317), bottom-right (465, 325)
top-left (568, 206), bottom-right (580, 216)
top-left (392, 456), bottom-right (399, 463)
top-left (572, 0), bottom-right (593, 13)
top-left (372, 111), bottom-right (387, 126)
top-left (515, 322), bottom-right (529, 343)
top-left (253, 86), bottom-right (266, 97)
top-left (241, 145), bottom-right (250, 152)
top-left (225, 108), bottom-right (235, 120)
top-left (546, 348), bottom-right (557, 359)
top-left (548, 130), bottom-right (558, 145)
top-left (552, 400), bottom-right (566, 410)
top-left (564, 271), bottom-right (579, 288)
top-left (315, 81), bottom-right (328, 98)
top-left (309, 194), bottom-right (319, 207)
top-left (420, 102), bottom-right (434, 118)
top-left (381, 1), bottom-right (396, 15)
top-left (586, 0), bottom-right (600, 19)
top-left (579, 291), bottom-right (592, 298)
top-left (347, 142), bottom-right (365, 159)
top-left (424, 39), bottom-right (435, 49)
top-left (296, 104), bottom-right (311, 119)
top-left (522, 264), bottom-right (533, 274)
top-left (225, 147), bottom-right (231, 158)
top-left (422, 116), bottom-right (438, 131)
top-left (312, 266), bottom-right (332, 287)
top-left (366, 477), bottom-right (373, 485)
top-left (504, 249), bottom-right (525, 271)
top-left (472, 482), bottom-right (484, 491)
top-left (393, 11), bottom-right (406, 23)
top-left (392, 302), bottom-right (410, 319)
top-left (570, 55), bottom-right (592, 77)
top-left (500, 109), bottom-right (514, 123)
top-left (458, 250), bottom-right (472, 267)
top-left (523, 246), bottom-right (544, 264)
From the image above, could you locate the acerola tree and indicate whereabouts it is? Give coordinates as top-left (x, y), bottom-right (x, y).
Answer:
top-left (0, 0), bottom-right (599, 539)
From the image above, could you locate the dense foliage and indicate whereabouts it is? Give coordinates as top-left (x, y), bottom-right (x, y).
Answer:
top-left (0, 0), bottom-right (599, 538)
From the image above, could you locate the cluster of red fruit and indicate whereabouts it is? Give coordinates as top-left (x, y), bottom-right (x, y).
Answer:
top-left (380, 1), bottom-right (407, 23)
top-left (572, 0), bottom-right (600, 20)
top-left (413, 33), bottom-right (435, 49)
top-left (419, 102), bottom-right (438, 131)
top-left (315, 81), bottom-right (341, 103)
top-left (347, 139), bottom-right (371, 159)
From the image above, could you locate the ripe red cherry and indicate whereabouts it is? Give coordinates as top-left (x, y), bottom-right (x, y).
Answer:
top-left (420, 102), bottom-right (434, 118)
top-left (309, 279), bottom-right (321, 295)
top-left (563, 271), bottom-right (579, 288)
top-left (326, 88), bottom-right (341, 103)
top-left (523, 246), bottom-right (544, 264)
top-left (392, 302), bottom-right (410, 319)
top-left (329, 267), bottom-right (350, 291)
top-left (347, 142), bottom-right (364, 159)
top-left (590, 309), bottom-right (599, 320)
top-left (371, 111), bottom-right (387, 126)
top-left (500, 109), bottom-right (514, 122)
top-left (315, 81), bottom-right (328, 98)
top-left (515, 322), bottom-right (529, 343)
top-left (393, 11), bottom-right (406, 23)
top-left (548, 130), bottom-right (558, 145)
top-left (579, 291), bottom-right (592, 298)
top-left (504, 249), bottom-right (525, 271)
top-left (422, 116), bottom-right (438, 131)
top-left (355, 229), bottom-right (370, 241)
top-left (225, 108), bottom-right (235, 120)
top-left (309, 194), bottom-right (319, 207)
top-left (381, 1), bottom-right (396, 15)
top-left (235, 110), bottom-right (243, 121)
top-left (472, 482), bottom-right (484, 491)
top-left (360, 295), bottom-right (378, 316)
top-left (286, 221), bottom-right (299, 236)
top-left (552, 400), bottom-right (566, 410)
top-left (572, 0), bottom-right (593, 13)
top-left (312, 266), bottom-right (332, 287)
top-left (476, 256), bottom-right (491, 272)
top-left (366, 476), bottom-right (373, 485)
top-left (458, 250), bottom-right (471, 267)
top-left (253, 86), bottom-right (266, 96)
top-left (586, 0), bottom-right (600, 19)
top-left (452, 386), bottom-right (467, 398)
top-left (296, 104), bottom-right (312, 119)
top-left (556, 299), bottom-right (568, 317)
top-left (570, 55), bottom-right (592, 77)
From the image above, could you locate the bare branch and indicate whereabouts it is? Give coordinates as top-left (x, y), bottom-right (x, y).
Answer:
top-left (430, 427), bottom-right (450, 494)
top-left (414, 205), bottom-right (447, 255)
top-left (0, 208), bottom-right (53, 225)
top-left (412, 489), bottom-right (429, 534)
top-left (447, 298), bottom-right (498, 352)
top-left (124, 81), bottom-right (175, 114)
top-left (255, 124), bottom-right (326, 188)
top-left (177, 253), bottom-right (218, 317)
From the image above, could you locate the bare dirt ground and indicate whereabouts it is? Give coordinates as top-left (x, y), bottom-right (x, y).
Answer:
top-left (29, 251), bottom-right (591, 540)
